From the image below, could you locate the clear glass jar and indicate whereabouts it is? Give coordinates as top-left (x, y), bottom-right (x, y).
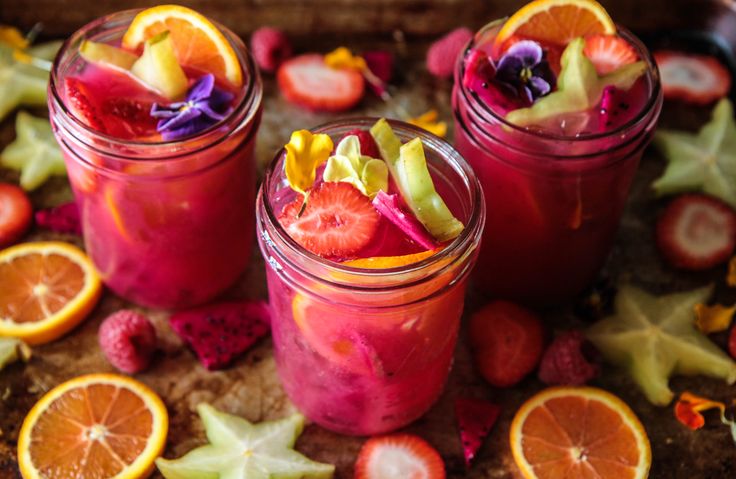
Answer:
top-left (48, 10), bottom-right (263, 308)
top-left (257, 119), bottom-right (485, 435)
top-left (452, 21), bottom-right (662, 305)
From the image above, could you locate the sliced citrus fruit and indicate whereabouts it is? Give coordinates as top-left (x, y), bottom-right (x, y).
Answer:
top-left (495, 0), bottom-right (616, 48)
top-left (343, 249), bottom-right (439, 269)
top-left (18, 373), bottom-right (168, 479)
top-left (122, 5), bottom-right (242, 87)
top-left (510, 386), bottom-right (651, 479)
top-left (0, 241), bottom-right (102, 345)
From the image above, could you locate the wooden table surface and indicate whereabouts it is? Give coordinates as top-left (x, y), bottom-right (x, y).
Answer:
top-left (2, 3), bottom-right (736, 478)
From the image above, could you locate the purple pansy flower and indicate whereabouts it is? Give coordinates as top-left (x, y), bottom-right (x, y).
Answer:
top-left (494, 40), bottom-right (555, 104)
top-left (150, 74), bottom-right (234, 141)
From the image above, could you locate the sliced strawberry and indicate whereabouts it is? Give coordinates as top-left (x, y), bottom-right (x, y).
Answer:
top-left (277, 182), bottom-right (379, 258)
top-left (469, 301), bottom-right (544, 388)
top-left (277, 53), bottom-right (365, 112)
top-left (100, 98), bottom-right (159, 139)
top-left (64, 77), bottom-right (107, 133)
top-left (656, 194), bottom-right (736, 270)
top-left (0, 183), bottom-right (32, 248)
top-left (341, 128), bottom-right (381, 158)
top-left (654, 50), bottom-right (731, 105)
top-left (354, 434), bottom-right (446, 479)
top-left (584, 34), bottom-right (638, 75)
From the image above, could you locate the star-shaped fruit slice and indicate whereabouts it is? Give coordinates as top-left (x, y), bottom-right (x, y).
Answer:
top-left (0, 40), bottom-right (60, 121)
top-left (156, 403), bottom-right (335, 479)
top-left (652, 98), bottom-right (736, 208)
top-left (506, 37), bottom-right (645, 127)
top-left (587, 285), bottom-right (736, 406)
top-left (1, 111), bottom-right (65, 190)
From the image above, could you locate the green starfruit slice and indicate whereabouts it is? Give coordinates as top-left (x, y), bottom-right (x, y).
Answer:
top-left (131, 31), bottom-right (188, 100)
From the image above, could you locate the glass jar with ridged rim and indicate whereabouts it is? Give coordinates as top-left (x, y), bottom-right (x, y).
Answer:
top-left (257, 118), bottom-right (485, 435)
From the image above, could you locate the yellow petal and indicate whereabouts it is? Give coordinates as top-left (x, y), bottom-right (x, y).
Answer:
top-left (694, 302), bottom-right (736, 334)
top-left (0, 26), bottom-right (29, 50)
top-left (407, 109), bottom-right (447, 138)
top-left (324, 47), bottom-right (367, 71)
top-left (284, 130), bottom-right (334, 195)
top-left (728, 256), bottom-right (736, 287)
top-left (323, 155), bottom-right (368, 196)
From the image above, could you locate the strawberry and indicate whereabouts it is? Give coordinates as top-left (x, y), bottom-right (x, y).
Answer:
top-left (354, 434), bottom-right (446, 479)
top-left (341, 128), bottom-right (381, 158)
top-left (583, 34), bottom-right (638, 75)
top-left (277, 182), bottom-right (379, 258)
top-left (654, 50), bottom-right (731, 105)
top-left (0, 183), bottom-right (32, 248)
top-left (277, 54), bottom-right (365, 112)
top-left (64, 77), bottom-right (107, 133)
top-left (100, 98), bottom-right (158, 139)
top-left (656, 194), bottom-right (736, 271)
top-left (469, 301), bottom-right (544, 388)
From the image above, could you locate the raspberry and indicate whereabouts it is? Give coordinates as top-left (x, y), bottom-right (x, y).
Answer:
top-left (538, 330), bottom-right (600, 386)
top-left (250, 27), bottom-right (293, 73)
top-left (34, 202), bottom-right (82, 235)
top-left (98, 310), bottom-right (157, 374)
top-left (427, 27), bottom-right (473, 79)
top-left (341, 129), bottom-right (381, 158)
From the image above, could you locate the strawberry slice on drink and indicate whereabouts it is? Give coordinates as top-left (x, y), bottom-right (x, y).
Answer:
top-left (584, 34), bottom-right (638, 75)
top-left (354, 434), bottom-right (446, 479)
top-left (64, 77), bottom-right (107, 133)
top-left (656, 194), bottom-right (736, 271)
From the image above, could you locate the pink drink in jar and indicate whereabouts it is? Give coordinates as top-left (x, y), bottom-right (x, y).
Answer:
top-left (452, 20), bottom-right (662, 305)
top-left (257, 119), bottom-right (484, 435)
top-left (48, 10), bottom-right (262, 308)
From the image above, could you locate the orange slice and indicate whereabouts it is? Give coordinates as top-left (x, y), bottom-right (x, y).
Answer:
top-left (510, 386), bottom-right (651, 479)
top-left (18, 373), bottom-right (168, 479)
top-left (0, 241), bottom-right (102, 345)
top-left (122, 5), bottom-right (242, 87)
top-left (342, 248), bottom-right (440, 269)
top-left (495, 0), bottom-right (616, 48)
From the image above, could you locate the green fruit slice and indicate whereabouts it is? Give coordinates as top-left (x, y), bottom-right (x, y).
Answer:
top-left (0, 41), bottom-right (61, 122)
top-left (156, 403), bottom-right (334, 479)
top-left (131, 31), bottom-right (188, 100)
top-left (79, 39), bottom-right (137, 71)
top-left (370, 118), bottom-right (464, 242)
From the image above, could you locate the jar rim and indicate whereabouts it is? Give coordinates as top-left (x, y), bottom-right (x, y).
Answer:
top-left (48, 8), bottom-right (262, 160)
top-left (257, 118), bottom-right (485, 289)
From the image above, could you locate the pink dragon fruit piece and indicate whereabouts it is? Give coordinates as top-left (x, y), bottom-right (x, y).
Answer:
top-left (363, 50), bottom-right (394, 97)
top-left (372, 191), bottom-right (439, 250)
top-left (35, 201), bottom-right (82, 235)
top-left (598, 85), bottom-right (628, 132)
top-left (169, 300), bottom-right (271, 370)
top-left (455, 397), bottom-right (501, 468)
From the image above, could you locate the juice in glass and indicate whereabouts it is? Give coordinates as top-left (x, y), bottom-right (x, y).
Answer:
top-left (48, 9), bottom-right (262, 308)
top-left (452, 9), bottom-right (662, 305)
top-left (257, 119), bottom-right (484, 435)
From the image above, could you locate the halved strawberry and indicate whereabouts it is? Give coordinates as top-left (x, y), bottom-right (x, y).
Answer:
top-left (277, 182), bottom-right (379, 258)
top-left (584, 34), bottom-right (638, 75)
top-left (656, 194), bottom-right (736, 271)
top-left (469, 301), bottom-right (544, 388)
top-left (654, 50), bottom-right (731, 105)
top-left (64, 77), bottom-right (107, 133)
top-left (354, 434), bottom-right (446, 479)
top-left (341, 128), bottom-right (381, 158)
top-left (277, 53), bottom-right (365, 112)
top-left (100, 98), bottom-right (159, 139)
top-left (0, 183), bottom-right (32, 248)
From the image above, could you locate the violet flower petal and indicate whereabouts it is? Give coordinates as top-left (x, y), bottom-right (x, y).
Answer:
top-left (157, 107), bottom-right (203, 131)
top-left (196, 102), bottom-right (228, 122)
top-left (495, 55), bottom-right (523, 82)
top-left (187, 74), bottom-right (216, 102)
top-left (506, 40), bottom-right (544, 66)
top-left (529, 76), bottom-right (551, 97)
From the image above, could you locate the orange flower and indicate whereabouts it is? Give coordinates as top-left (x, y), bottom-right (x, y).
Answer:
top-left (694, 303), bottom-right (736, 334)
top-left (674, 392), bottom-right (726, 430)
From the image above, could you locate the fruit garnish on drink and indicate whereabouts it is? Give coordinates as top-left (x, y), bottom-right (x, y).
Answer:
top-left (354, 434), bottom-right (445, 479)
top-left (155, 403), bottom-right (334, 479)
top-left (654, 50), bottom-right (731, 105)
top-left (130, 31), bottom-right (188, 99)
top-left (323, 133), bottom-right (388, 198)
top-left (587, 284), bottom-right (736, 406)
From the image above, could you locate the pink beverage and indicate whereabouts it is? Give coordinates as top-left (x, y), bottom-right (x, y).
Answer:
top-left (257, 119), bottom-right (484, 435)
top-left (48, 9), bottom-right (263, 308)
top-left (452, 19), bottom-right (662, 305)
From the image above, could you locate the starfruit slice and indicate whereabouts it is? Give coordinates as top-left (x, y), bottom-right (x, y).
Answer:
top-left (131, 31), bottom-right (187, 100)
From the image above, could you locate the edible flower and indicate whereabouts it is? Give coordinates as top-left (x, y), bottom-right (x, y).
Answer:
top-left (325, 46), bottom-right (391, 100)
top-left (325, 46), bottom-right (367, 71)
top-left (150, 74), bottom-right (233, 141)
top-left (495, 40), bottom-right (555, 104)
top-left (729, 256), bottom-right (736, 287)
top-left (694, 302), bottom-right (736, 334)
top-left (284, 130), bottom-right (334, 196)
top-left (0, 25), bottom-right (29, 49)
top-left (407, 109), bottom-right (447, 138)
top-left (323, 135), bottom-right (388, 198)
top-left (674, 392), bottom-right (736, 445)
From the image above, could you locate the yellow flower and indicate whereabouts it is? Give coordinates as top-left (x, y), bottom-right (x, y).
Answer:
top-left (323, 135), bottom-right (388, 198)
top-left (324, 47), bottom-right (367, 71)
top-left (284, 130), bottom-right (334, 196)
top-left (694, 302), bottom-right (736, 334)
top-left (0, 26), bottom-right (29, 50)
top-left (407, 109), bottom-right (447, 138)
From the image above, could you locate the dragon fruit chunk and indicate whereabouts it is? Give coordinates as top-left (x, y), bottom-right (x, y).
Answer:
top-left (598, 85), bottom-right (629, 132)
top-left (372, 191), bottom-right (438, 250)
top-left (35, 202), bottom-right (82, 235)
top-left (455, 397), bottom-right (501, 468)
top-left (169, 300), bottom-right (271, 370)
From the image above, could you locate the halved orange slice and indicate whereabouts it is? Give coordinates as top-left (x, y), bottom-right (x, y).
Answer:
top-left (0, 241), bottom-right (102, 345)
top-left (18, 373), bottom-right (168, 479)
top-left (342, 249), bottom-right (439, 269)
top-left (495, 0), bottom-right (616, 48)
top-left (122, 5), bottom-right (242, 87)
top-left (510, 386), bottom-right (651, 479)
